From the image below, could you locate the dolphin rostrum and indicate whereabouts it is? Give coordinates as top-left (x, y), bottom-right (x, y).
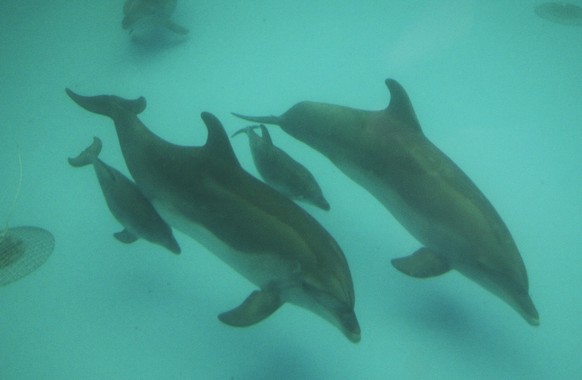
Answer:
top-left (122, 0), bottom-right (189, 35)
top-left (65, 89), bottom-right (361, 342)
top-left (232, 124), bottom-right (330, 210)
top-left (233, 79), bottom-right (539, 326)
top-left (69, 136), bottom-right (181, 254)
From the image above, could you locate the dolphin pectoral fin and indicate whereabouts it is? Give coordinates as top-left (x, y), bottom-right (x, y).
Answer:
top-left (163, 20), bottom-right (189, 35)
top-left (391, 247), bottom-right (450, 278)
top-left (218, 287), bottom-right (283, 327)
top-left (114, 229), bottom-right (138, 244)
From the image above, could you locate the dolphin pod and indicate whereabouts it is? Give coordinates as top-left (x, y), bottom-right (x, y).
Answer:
top-left (233, 78), bottom-right (539, 326)
top-left (68, 136), bottom-right (181, 254)
top-left (232, 124), bottom-right (330, 210)
top-left (65, 89), bottom-right (361, 342)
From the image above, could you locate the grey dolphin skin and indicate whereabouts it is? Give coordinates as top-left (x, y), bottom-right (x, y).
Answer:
top-left (535, 2), bottom-right (582, 26)
top-left (69, 136), bottom-right (181, 254)
top-left (65, 89), bottom-right (360, 342)
top-left (122, 0), bottom-right (189, 35)
top-left (232, 125), bottom-right (330, 210)
top-left (233, 79), bottom-right (539, 326)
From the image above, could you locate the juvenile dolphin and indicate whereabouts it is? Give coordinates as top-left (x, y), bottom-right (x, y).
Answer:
top-left (232, 125), bottom-right (330, 210)
top-left (69, 136), bottom-right (181, 254)
top-left (122, 0), bottom-right (189, 35)
top-left (233, 79), bottom-right (540, 326)
top-left (65, 89), bottom-right (360, 342)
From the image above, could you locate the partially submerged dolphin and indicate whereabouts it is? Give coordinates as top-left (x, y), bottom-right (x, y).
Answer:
top-left (233, 79), bottom-right (540, 325)
top-left (69, 136), bottom-right (181, 254)
top-left (122, 0), bottom-right (189, 35)
top-left (65, 89), bottom-right (360, 342)
top-left (232, 125), bottom-right (330, 210)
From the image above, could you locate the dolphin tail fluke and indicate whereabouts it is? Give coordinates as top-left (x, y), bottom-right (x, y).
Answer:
top-left (65, 88), bottom-right (146, 118)
top-left (218, 285), bottom-right (282, 327)
top-left (391, 247), bottom-right (451, 278)
top-left (231, 113), bottom-right (281, 126)
top-left (230, 125), bottom-right (263, 138)
top-left (68, 137), bottom-right (103, 167)
top-left (257, 125), bottom-right (273, 144)
top-left (230, 126), bottom-right (251, 138)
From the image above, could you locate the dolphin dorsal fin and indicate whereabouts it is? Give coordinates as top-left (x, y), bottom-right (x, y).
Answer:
top-left (200, 112), bottom-right (241, 167)
top-left (258, 125), bottom-right (273, 145)
top-left (385, 79), bottom-right (422, 133)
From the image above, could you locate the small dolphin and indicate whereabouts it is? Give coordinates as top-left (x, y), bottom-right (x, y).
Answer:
top-left (122, 0), bottom-right (189, 35)
top-left (69, 136), bottom-right (181, 254)
top-left (65, 90), bottom-right (360, 342)
top-left (232, 125), bottom-right (330, 210)
top-left (233, 79), bottom-right (539, 326)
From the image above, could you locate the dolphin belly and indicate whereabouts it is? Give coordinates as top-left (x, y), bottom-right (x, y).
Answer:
top-left (152, 200), bottom-right (298, 289)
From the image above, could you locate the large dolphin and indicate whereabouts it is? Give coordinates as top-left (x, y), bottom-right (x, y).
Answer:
top-left (232, 125), bottom-right (330, 210)
top-left (65, 89), bottom-right (360, 342)
top-left (233, 79), bottom-right (539, 326)
top-left (122, 0), bottom-right (189, 35)
top-left (69, 137), bottom-right (181, 254)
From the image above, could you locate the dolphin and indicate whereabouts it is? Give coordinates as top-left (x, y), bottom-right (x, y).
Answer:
top-left (68, 136), bottom-right (181, 254)
top-left (65, 89), bottom-right (361, 342)
top-left (232, 125), bottom-right (330, 210)
top-left (122, 0), bottom-right (189, 35)
top-left (535, 2), bottom-right (582, 26)
top-left (233, 79), bottom-right (540, 326)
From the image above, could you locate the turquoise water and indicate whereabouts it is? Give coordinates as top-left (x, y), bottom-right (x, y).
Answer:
top-left (1, 1), bottom-right (581, 379)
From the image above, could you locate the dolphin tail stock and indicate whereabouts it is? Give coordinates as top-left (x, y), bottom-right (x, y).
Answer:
top-left (231, 113), bottom-right (282, 126)
top-left (65, 88), bottom-right (147, 118)
top-left (68, 137), bottom-right (103, 168)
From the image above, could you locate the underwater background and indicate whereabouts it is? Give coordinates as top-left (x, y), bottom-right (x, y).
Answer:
top-left (1, 0), bottom-right (581, 379)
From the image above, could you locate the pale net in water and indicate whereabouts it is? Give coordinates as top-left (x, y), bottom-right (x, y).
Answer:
top-left (0, 226), bottom-right (55, 287)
